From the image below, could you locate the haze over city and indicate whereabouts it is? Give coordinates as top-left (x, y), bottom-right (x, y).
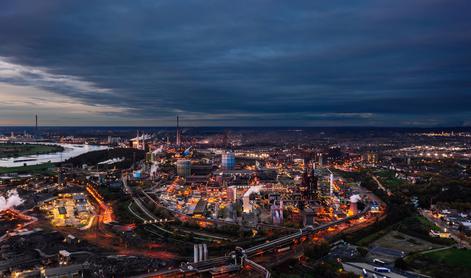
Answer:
top-left (0, 0), bottom-right (470, 126)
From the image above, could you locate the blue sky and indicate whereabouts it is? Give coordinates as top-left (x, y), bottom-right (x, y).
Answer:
top-left (0, 0), bottom-right (470, 126)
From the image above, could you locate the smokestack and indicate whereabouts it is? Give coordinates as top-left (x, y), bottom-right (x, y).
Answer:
top-left (35, 114), bottom-right (38, 138)
top-left (193, 245), bottom-right (198, 263)
top-left (203, 244), bottom-right (208, 261)
top-left (176, 115), bottom-right (181, 146)
top-left (198, 244), bottom-right (204, 262)
top-left (330, 173), bottom-right (334, 196)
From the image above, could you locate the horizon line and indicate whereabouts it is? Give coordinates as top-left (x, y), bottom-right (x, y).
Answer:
top-left (0, 125), bottom-right (470, 129)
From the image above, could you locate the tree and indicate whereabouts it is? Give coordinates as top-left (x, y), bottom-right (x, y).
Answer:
top-left (357, 247), bottom-right (368, 257)
top-left (304, 240), bottom-right (330, 260)
top-left (395, 258), bottom-right (409, 270)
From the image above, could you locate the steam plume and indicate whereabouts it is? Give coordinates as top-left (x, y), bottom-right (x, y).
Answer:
top-left (0, 190), bottom-right (24, 210)
top-left (349, 194), bottom-right (361, 203)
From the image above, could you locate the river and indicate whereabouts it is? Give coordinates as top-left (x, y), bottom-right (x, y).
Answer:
top-left (0, 143), bottom-right (109, 167)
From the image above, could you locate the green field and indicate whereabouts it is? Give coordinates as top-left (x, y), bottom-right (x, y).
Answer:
top-left (0, 143), bottom-right (63, 158)
top-left (416, 215), bottom-right (440, 232)
top-left (356, 225), bottom-right (394, 246)
top-left (0, 162), bottom-right (55, 174)
top-left (406, 248), bottom-right (471, 278)
top-left (423, 248), bottom-right (471, 268)
top-left (354, 214), bottom-right (450, 247)
top-left (374, 169), bottom-right (408, 189)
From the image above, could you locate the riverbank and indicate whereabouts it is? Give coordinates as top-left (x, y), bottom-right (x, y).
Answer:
top-left (0, 162), bottom-right (55, 174)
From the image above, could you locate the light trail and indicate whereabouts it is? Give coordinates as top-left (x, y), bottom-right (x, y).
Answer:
top-left (86, 184), bottom-right (114, 224)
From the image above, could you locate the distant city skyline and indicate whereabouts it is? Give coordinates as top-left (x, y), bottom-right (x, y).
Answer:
top-left (0, 1), bottom-right (470, 127)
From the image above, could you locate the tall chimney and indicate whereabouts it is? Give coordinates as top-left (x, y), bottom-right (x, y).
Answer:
top-left (35, 114), bottom-right (38, 138)
top-left (176, 116), bottom-right (181, 146)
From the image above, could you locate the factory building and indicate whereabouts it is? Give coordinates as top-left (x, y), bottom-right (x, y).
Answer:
top-left (130, 132), bottom-right (151, 150)
top-left (301, 163), bottom-right (318, 200)
top-left (309, 174), bottom-right (318, 199)
top-left (303, 208), bottom-right (315, 226)
top-left (227, 186), bottom-right (237, 202)
top-left (363, 152), bottom-right (379, 164)
top-left (176, 159), bottom-right (191, 177)
top-left (271, 200), bottom-right (284, 225)
top-left (193, 244), bottom-right (208, 263)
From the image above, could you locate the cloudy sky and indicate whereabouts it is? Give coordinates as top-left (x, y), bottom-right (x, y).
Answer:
top-left (0, 0), bottom-right (470, 126)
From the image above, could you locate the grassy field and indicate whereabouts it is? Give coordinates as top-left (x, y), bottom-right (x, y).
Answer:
top-left (423, 248), bottom-right (471, 268)
top-left (406, 248), bottom-right (471, 278)
top-left (372, 230), bottom-right (443, 253)
top-left (0, 143), bottom-right (63, 158)
top-left (416, 215), bottom-right (440, 231)
top-left (374, 169), bottom-right (408, 189)
top-left (0, 162), bottom-right (55, 174)
top-left (355, 214), bottom-right (449, 247)
top-left (356, 225), bottom-right (394, 246)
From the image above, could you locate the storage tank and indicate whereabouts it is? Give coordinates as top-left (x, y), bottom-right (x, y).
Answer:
top-left (349, 194), bottom-right (361, 216)
top-left (221, 151), bottom-right (235, 170)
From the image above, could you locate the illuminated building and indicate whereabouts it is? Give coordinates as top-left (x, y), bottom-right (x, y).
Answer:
top-left (308, 173), bottom-right (318, 199)
top-left (227, 186), bottom-right (237, 202)
top-left (271, 200), bottom-right (283, 225)
top-left (363, 152), bottom-right (379, 164)
top-left (133, 170), bottom-right (142, 179)
top-left (301, 163), bottom-right (318, 200)
top-left (243, 185), bottom-right (263, 213)
top-left (303, 157), bottom-right (310, 171)
top-left (221, 151), bottom-right (235, 170)
top-left (130, 131), bottom-right (151, 150)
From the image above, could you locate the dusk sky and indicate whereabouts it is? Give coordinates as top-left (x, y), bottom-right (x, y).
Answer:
top-left (0, 0), bottom-right (470, 127)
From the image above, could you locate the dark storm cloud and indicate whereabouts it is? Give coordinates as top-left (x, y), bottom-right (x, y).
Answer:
top-left (0, 0), bottom-right (470, 126)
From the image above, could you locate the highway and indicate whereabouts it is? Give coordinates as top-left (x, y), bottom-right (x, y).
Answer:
top-left (342, 262), bottom-right (407, 278)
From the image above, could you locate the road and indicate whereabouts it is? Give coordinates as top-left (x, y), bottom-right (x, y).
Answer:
top-left (419, 209), bottom-right (470, 249)
top-left (372, 175), bottom-right (386, 192)
top-left (342, 262), bottom-right (407, 278)
top-left (132, 203), bottom-right (373, 277)
top-left (128, 178), bottom-right (388, 278)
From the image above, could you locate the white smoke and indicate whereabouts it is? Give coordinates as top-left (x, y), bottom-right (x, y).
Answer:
top-left (0, 189), bottom-right (24, 211)
top-left (349, 194), bottom-right (361, 203)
